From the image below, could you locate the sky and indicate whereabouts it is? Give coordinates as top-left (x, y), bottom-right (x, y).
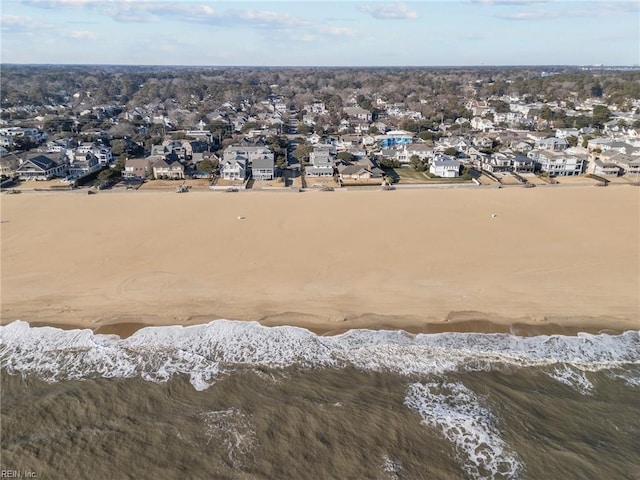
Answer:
top-left (1, 0), bottom-right (638, 66)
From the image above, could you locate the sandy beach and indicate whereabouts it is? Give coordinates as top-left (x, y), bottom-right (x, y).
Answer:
top-left (1, 186), bottom-right (639, 334)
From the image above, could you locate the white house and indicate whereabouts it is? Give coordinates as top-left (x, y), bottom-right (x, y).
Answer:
top-left (306, 145), bottom-right (335, 177)
top-left (430, 156), bottom-right (461, 178)
top-left (528, 150), bottom-right (584, 176)
top-left (152, 158), bottom-right (185, 180)
top-left (220, 157), bottom-right (247, 181)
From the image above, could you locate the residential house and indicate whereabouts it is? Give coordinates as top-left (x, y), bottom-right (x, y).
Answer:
top-left (511, 141), bottom-right (533, 153)
top-left (123, 158), bottom-right (153, 179)
top-left (220, 157), bottom-right (247, 181)
top-left (162, 139), bottom-right (187, 159)
top-left (251, 156), bottom-right (275, 180)
top-left (534, 137), bottom-right (569, 151)
top-left (377, 130), bottom-right (413, 148)
top-left (512, 155), bottom-right (536, 173)
top-left (588, 159), bottom-right (621, 176)
top-left (68, 152), bottom-right (101, 178)
top-left (15, 154), bottom-right (66, 180)
top-left (528, 150), bottom-right (584, 176)
top-left (223, 146), bottom-right (274, 166)
top-left (482, 153), bottom-right (512, 173)
top-left (430, 156), bottom-right (461, 178)
top-left (555, 128), bottom-right (580, 139)
top-left (587, 137), bottom-right (612, 152)
top-left (152, 158), bottom-right (185, 180)
top-left (336, 164), bottom-right (384, 183)
top-left (0, 153), bottom-right (20, 177)
top-left (601, 141), bottom-right (637, 156)
top-left (472, 136), bottom-right (494, 150)
top-left (92, 146), bottom-right (113, 165)
top-left (306, 145), bottom-right (336, 177)
top-left (343, 107), bottom-right (372, 122)
top-left (605, 153), bottom-right (640, 176)
top-left (471, 117), bottom-right (495, 132)
top-left (404, 144), bottom-right (434, 161)
top-left (307, 133), bottom-right (322, 145)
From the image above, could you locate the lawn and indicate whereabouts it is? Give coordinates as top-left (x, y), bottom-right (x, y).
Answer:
top-left (384, 167), bottom-right (473, 185)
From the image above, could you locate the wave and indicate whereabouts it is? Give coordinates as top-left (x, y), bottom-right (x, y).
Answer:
top-left (1, 320), bottom-right (639, 391)
top-left (405, 381), bottom-right (522, 480)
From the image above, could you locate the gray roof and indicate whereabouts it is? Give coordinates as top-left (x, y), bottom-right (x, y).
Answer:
top-left (432, 159), bottom-right (460, 167)
top-left (252, 157), bottom-right (274, 169)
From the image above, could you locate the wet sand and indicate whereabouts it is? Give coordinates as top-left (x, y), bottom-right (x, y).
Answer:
top-left (1, 186), bottom-right (639, 333)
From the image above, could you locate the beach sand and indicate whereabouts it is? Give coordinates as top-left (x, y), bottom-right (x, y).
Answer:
top-left (1, 186), bottom-right (639, 334)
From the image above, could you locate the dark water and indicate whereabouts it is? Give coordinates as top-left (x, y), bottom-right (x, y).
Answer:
top-left (1, 321), bottom-right (639, 480)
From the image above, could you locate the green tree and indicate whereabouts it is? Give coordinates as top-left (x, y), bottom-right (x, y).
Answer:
top-left (12, 136), bottom-right (36, 152)
top-left (444, 147), bottom-right (458, 157)
top-left (566, 135), bottom-right (578, 147)
top-left (110, 139), bottom-right (128, 157)
top-left (336, 152), bottom-right (355, 163)
top-left (198, 158), bottom-right (219, 176)
top-left (378, 157), bottom-right (401, 169)
top-left (539, 106), bottom-right (554, 121)
top-left (292, 145), bottom-right (313, 163)
top-left (409, 155), bottom-right (426, 171)
top-left (592, 105), bottom-right (612, 125)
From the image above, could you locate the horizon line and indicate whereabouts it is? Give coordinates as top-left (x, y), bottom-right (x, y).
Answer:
top-left (2, 63), bottom-right (639, 69)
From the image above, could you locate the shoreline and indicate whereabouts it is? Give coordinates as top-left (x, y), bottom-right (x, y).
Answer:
top-left (18, 313), bottom-right (636, 339)
top-left (2, 186), bottom-right (639, 336)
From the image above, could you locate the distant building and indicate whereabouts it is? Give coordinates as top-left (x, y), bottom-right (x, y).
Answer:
top-left (377, 130), bottom-right (413, 148)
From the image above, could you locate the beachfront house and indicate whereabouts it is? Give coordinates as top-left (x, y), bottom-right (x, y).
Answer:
top-left (482, 152), bottom-right (512, 173)
top-left (152, 158), bottom-right (185, 180)
top-left (430, 157), bottom-right (461, 178)
top-left (220, 157), bottom-right (247, 181)
top-left (15, 154), bottom-right (66, 180)
top-left (605, 153), bottom-right (640, 176)
top-left (588, 159), bottom-right (621, 176)
top-left (512, 155), bottom-right (536, 173)
top-left (223, 146), bottom-right (274, 165)
top-left (251, 156), bottom-right (275, 180)
top-left (68, 152), bottom-right (101, 178)
top-left (306, 145), bottom-right (336, 177)
top-left (123, 158), bottom-right (153, 179)
top-left (336, 161), bottom-right (384, 184)
top-left (528, 150), bottom-right (584, 176)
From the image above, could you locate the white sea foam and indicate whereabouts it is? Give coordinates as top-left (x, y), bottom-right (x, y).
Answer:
top-left (200, 408), bottom-right (257, 468)
top-left (380, 455), bottom-right (402, 476)
top-left (548, 365), bottom-right (594, 394)
top-left (405, 382), bottom-right (522, 480)
top-left (1, 320), bottom-right (639, 391)
top-left (606, 368), bottom-right (640, 388)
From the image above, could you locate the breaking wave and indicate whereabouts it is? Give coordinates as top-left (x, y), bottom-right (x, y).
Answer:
top-left (1, 320), bottom-right (639, 391)
top-left (405, 381), bottom-right (522, 479)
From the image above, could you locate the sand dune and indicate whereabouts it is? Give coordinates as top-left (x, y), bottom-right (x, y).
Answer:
top-left (1, 186), bottom-right (638, 333)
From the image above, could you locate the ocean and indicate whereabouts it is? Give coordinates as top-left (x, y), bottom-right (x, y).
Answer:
top-left (1, 320), bottom-right (639, 480)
